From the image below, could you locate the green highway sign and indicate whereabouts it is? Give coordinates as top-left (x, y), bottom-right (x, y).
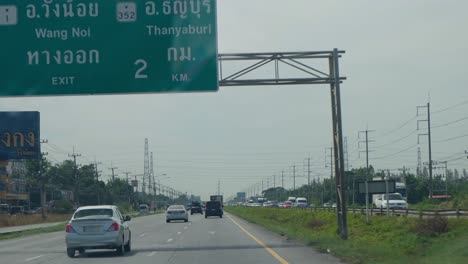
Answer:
top-left (0, 0), bottom-right (218, 96)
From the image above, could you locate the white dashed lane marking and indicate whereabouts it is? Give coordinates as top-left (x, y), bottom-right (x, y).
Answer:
top-left (25, 255), bottom-right (43, 262)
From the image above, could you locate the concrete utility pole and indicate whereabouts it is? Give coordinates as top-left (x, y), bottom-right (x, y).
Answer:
top-left (69, 147), bottom-right (81, 206)
top-left (325, 147), bottom-right (333, 201)
top-left (358, 129), bottom-right (374, 222)
top-left (417, 102), bottom-right (433, 198)
top-left (94, 160), bottom-right (102, 205)
top-left (143, 138), bottom-right (150, 194)
top-left (217, 180), bottom-right (221, 195)
top-left (292, 165), bottom-right (296, 191)
top-left (109, 164), bottom-right (118, 181)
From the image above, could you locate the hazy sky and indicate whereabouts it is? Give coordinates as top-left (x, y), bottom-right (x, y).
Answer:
top-left (1, 1), bottom-right (468, 200)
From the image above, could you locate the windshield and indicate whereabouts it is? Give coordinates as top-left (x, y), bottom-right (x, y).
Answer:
top-left (168, 205), bottom-right (185, 210)
top-left (383, 194), bottom-right (404, 200)
top-left (74, 209), bottom-right (113, 219)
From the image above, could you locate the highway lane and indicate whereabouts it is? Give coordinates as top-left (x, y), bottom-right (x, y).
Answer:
top-left (0, 212), bottom-right (342, 264)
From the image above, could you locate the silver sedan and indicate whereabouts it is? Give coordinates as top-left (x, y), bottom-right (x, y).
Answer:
top-left (166, 205), bottom-right (189, 223)
top-left (65, 205), bottom-right (131, 257)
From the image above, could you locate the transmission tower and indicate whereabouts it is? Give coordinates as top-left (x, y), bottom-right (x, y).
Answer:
top-left (344, 137), bottom-right (349, 171)
top-left (417, 147), bottom-right (422, 176)
top-left (143, 138), bottom-right (150, 194)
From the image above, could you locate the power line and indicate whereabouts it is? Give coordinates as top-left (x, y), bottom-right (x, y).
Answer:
top-left (373, 129), bottom-right (417, 148)
top-left (432, 99), bottom-right (468, 114)
top-left (432, 115), bottom-right (468, 129)
top-left (435, 132), bottom-right (468, 143)
top-left (373, 144), bottom-right (419, 160)
top-left (378, 115), bottom-right (417, 138)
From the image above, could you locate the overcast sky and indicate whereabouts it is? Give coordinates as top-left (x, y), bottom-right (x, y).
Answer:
top-left (1, 0), bottom-right (468, 200)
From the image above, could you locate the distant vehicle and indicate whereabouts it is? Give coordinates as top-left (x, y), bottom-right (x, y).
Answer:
top-left (9, 206), bottom-right (25, 215)
top-left (166, 205), bottom-right (189, 223)
top-left (185, 203), bottom-right (192, 211)
top-left (65, 205), bottom-right (132, 258)
top-left (295, 197), bottom-right (308, 208)
top-left (0, 204), bottom-right (9, 215)
top-left (287, 197), bottom-right (296, 203)
top-left (373, 193), bottom-right (408, 209)
top-left (282, 201), bottom-right (293, 208)
top-left (190, 201), bottom-right (203, 215)
top-left (205, 201), bottom-right (223, 218)
top-left (139, 204), bottom-right (149, 214)
top-left (277, 202), bottom-right (284, 208)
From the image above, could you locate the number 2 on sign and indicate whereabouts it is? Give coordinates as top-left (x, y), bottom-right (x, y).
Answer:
top-left (134, 59), bottom-right (148, 79)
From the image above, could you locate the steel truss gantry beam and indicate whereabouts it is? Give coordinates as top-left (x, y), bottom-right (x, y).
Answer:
top-left (218, 49), bottom-right (348, 239)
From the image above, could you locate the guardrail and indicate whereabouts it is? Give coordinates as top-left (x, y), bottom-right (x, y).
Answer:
top-left (309, 206), bottom-right (468, 219)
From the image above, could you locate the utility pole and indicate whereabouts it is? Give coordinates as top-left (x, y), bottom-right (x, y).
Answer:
top-left (325, 147), bottom-right (333, 202)
top-left (94, 160), bottom-right (102, 205)
top-left (151, 152), bottom-right (157, 197)
top-left (417, 147), bottom-right (422, 176)
top-left (124, 170), bottom-right (131, 203)
top-left (292, 165), bottom-right (296, 192)
top-left (217, 180), bottom-right (221, 195)
top-left (143, 138), bottom-right (150, 194)
top-left (358, 129), bottom-right (375, 170)
top-left (418, 102), bottom-right (433, 198)
top-left (273, 175), bottom-right (276, 188)
top-left (307, 158), bottom-right (311, 203)
top-left (69, 147), bottom-right (81, 206)
top-left (358, 129), bottom-right (374, 224)
top-left (109, 164), bottom-right (118, 181)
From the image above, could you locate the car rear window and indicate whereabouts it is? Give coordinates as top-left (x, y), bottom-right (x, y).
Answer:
top-left (168, 205), bottom-right (185, 210)
top-left (206, 202), bottom-right (220, 209)
top-left (74, 208), bottom-right (113, 218)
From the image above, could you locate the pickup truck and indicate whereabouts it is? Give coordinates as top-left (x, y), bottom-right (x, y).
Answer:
top-left (373, 193), bottom-right (408, 209)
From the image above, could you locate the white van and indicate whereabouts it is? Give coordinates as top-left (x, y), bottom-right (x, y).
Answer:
top-left (139, 204), bottom-right (149, 214)
top-left (295, 197), bottom-right (308, 208)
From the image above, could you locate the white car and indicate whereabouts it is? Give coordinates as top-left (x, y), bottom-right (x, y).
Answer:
top-left (65, 205), bottom-right (131, 258)
top-left (373, 193), bottom-right (408, 209)
top-left (166, 205), bottom-right (189, 223)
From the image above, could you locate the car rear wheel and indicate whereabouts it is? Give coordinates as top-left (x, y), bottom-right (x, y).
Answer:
top-left (219, 215), bottom-right (223, 218)
top-left (78, 248), bottom-right (85, 254)
top-left (166, 219), bottom-right (170, 223)
top-left (116, 238), bottom-right (125, 256)
top-left (184, 218), bottom-right (188, 222)
top-left (205, 215), bottom-right (207, 218)
top-left (66, 248), bottom-right (75, 258)
top-left (124, 236), bottom-right (131, 252)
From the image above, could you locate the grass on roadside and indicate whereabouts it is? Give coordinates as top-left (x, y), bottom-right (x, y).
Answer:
top-left (226, 207), bottom-right (468, 264)
top-left (0, 223), bottom-right (66, 241)
top-left (0, 214), bottom-right (71, 227)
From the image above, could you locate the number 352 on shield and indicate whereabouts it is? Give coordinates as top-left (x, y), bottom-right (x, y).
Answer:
top-left (116, 2), bottom-right (137, 23)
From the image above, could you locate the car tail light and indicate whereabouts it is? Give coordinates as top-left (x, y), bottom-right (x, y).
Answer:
top-left (107, 222), bottom-right (120, 232)
top-left (65, 224), bottom-right (76, 233)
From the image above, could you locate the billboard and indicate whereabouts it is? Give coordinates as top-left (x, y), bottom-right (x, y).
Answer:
top-left (358, 180), bottom-right (396, 194)
top-left (237, 192), bottom-right (246, 200)
top-left (0, 111), bottom-right (40, 160)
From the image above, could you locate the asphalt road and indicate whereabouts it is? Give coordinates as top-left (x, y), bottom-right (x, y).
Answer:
top-left (0, 212), bottom-right (342, 264)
